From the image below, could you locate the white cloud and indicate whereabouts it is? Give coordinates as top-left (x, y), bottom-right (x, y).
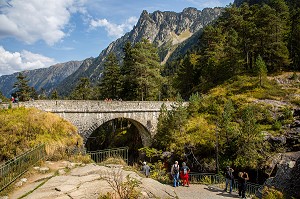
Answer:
top-left (0, 0), bottom-right (86, 45)
top-left (90, 16), bottom-right (138, 38)
top-left (0, 46), bottom-right (56, 76)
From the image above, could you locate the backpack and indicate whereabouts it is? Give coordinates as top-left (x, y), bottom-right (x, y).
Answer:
top-left (183, 168), bottom-right (187, 175)
top-left (173, 165), bottom-right (179, 174)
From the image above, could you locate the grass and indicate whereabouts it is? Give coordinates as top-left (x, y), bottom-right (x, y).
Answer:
top-left (0, 107), bottom-right (83, 162)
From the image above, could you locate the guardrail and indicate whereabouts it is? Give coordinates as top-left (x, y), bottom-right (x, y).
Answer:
top-left (189, 172), bottom-right (262, 197)
top-left (0, 144), bottom-right (46, 192)
top-left (87, 147), bottom-right (129, 164)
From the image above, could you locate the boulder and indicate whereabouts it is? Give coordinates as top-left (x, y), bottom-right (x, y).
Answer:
top-left (264, 152), bottom-right (300, 198)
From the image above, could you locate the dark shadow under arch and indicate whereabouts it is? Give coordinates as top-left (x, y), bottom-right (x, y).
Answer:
top-left (85, 117), bottom-right (151, 164)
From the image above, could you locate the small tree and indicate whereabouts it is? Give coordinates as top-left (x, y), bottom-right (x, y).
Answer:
top-left (13, 72), bottom-right (31, 101)
top-left (50, 89), bottom-right (59, 99)
top-left (255, 55), bottom-right (268, 87)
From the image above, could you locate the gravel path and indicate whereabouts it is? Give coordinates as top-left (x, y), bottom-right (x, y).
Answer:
top-left (173, 184), bottom-right (240, 199)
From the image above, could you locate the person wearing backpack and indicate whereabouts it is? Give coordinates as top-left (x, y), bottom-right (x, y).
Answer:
top-left (171, 161), bottom-right (180, 187)
top-left (180, 162), bottom-right (190, 187)
top-left (224, 166), bottom-right (234, 193)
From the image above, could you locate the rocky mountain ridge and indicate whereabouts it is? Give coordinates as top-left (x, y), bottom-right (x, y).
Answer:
top-left (54, 7), bottom-right (223, 96)
top-left (0, 7), bottom-right (223, 98)
top-left (0, 61), bottom-right (82, 97)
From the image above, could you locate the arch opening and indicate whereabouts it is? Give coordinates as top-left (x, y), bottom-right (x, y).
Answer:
top-left (85, 117), bottom-right (151, 164)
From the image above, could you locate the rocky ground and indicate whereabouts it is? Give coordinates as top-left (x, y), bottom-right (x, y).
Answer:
top-left (3, 161), bottom-right (240, 199)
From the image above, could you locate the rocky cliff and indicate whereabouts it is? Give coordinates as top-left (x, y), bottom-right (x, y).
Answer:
top-left (55, 7), bottom-right (223, 96)
top-left (0, 61), bottom-right (82, 97)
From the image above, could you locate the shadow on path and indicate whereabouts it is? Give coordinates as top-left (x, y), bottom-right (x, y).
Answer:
top-left (205, 186), bottom-right (240, 198)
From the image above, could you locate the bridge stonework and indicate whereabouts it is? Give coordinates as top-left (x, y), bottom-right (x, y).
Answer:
top-left (18, 100), bottom-right (174, 146)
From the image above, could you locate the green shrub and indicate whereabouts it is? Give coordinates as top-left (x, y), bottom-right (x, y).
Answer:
top-left (262, 186), bottom-right (285, 199)
top-left (149, 160), bottom-right (171, 184)
top-left (272, 121), bottom-right (282, 131)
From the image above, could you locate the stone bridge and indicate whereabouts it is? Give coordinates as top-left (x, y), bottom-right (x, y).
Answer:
top-left (18, 100), bottom-right (176, 146)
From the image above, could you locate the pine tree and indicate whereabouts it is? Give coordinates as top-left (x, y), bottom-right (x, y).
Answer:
top-left (132, 39), bottom-right (162, 100)
top-left (120, 42), bottom-right (137, 100)
top-left (50, 89), bottom-right (59, 100)
top-left (289, 4), bottom-right (300, 70)
top-left (121, 39), bottom-right (162, 100)
top-left (99, 53), bottom-right (121, 99)
top-left (13, 72), bottom-right (31, 101)
top-left (70, 77), bottom-right (91, 100)
top-left (254, 2), bottom-right (290, 71)
top-left (255, 55), bottom-right (268, 87)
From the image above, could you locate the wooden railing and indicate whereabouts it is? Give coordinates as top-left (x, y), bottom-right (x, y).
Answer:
top-left (87, 147), bottom-right (129, 164)
top-left (0, 144), bottom-right (46, 192)
top-left (189, 172), bottom-right (262, 197)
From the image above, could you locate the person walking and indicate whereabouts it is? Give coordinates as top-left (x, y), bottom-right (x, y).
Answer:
top-left (238, 172), bottom-right (249, 199)
top-left (224, 166), bottom-right (234, 193)
top-left (171, 161), bottom-right (180, 187)
top-left (180, 162), bottom-right (190, 187)
top-left (141, 161), bottom-right (150, 177)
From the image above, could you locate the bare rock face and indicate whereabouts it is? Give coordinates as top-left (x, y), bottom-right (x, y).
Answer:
top-left (264, 152), bottom-right (300, 198)
top-left (23, 163), bottom-right (177, 199)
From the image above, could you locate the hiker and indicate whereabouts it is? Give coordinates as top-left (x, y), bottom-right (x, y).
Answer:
top-left (224, 166), bottom-right (234, 193)
top-left (238, 172), bottom-right (249, 199)
top-left (180, 162), bottom-right (190, 187)
top-left (141, 161), bottom-right (150, 177)
top-left (171, 161), bottom-right (180, 187)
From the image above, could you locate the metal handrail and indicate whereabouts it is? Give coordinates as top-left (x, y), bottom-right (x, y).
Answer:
top-left (87, 147), bottom-right (129, 165)
top-left (0, 144), bottom-right (46, 192)
top-left (88, 146), bottom-right (129, 153)
top-left (189, 173), bottom-right (262, 197)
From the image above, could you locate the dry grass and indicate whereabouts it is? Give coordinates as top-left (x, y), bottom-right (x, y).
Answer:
top-left (0, 107), bottom-right (82, 161)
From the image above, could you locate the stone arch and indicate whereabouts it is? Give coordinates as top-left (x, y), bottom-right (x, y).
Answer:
top-left (83, 116), bottom-right (152, 147)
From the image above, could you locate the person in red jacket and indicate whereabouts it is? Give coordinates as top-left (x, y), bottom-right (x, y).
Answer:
top-left (180, 162), bottom-right (190, 187)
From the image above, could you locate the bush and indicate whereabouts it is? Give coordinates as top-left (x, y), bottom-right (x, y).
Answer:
top-left (99, 169), bottom-right (140, 199)
top-left (261, 186), bottom-right (285, 199)
top-left (149, 160), bottom-right (171, 184)
top-left (272, 121), bottom-right (282, 131)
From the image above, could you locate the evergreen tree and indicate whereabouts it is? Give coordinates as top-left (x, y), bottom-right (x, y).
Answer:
top-left (235, 105), bottom-right (263, 168)
top-left (99, 53), bottom-right (121, 99)
top-left (255, 55), bottom-right (268, 87)
top-left (70, 77), bottom-right (92, 100)
top-left (30, 87), bottom-right (38, 100)
top-left (174, 54), bottom-right (199, 99)
top-left (289, 4), bottom-right (300, 70)
top-left (254, 2), bottom-right (290, 71)
top-left (120, 39), bottom-right (162, 100)
top-left (13, 72), bottom-right (31, 101)
top-left (50, 89), bottom-right (59, 100)
top-left (120, 42), bottom-right (137, 100)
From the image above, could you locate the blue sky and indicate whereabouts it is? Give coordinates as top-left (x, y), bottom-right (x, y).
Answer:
top-left (0, 0), bottom-right (234, 76)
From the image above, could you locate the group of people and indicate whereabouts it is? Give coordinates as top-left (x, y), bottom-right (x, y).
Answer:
top-left (224, 166), bottom-right (249, 199)
top-left (11, 96), bottom-right (18, 103)
top-left (142, 161), bottom-right (249, 198)
top-left (171, 161), bottom-right (190, 187)
top-left (141, 160), bottom-right (190, 187)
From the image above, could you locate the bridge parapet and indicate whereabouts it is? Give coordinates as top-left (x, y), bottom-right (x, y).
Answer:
top-left (18, 100), bottom-right (176, 113)
top-left (15, 100), bottom-right (187, 146)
